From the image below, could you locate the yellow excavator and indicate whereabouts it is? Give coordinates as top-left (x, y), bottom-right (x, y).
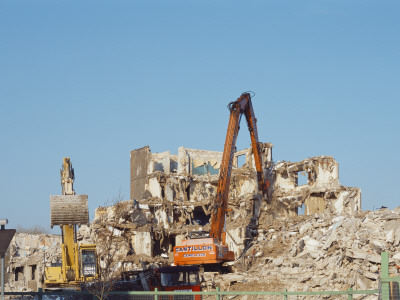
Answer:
top-left (44, 158), bottom-right (98, 289)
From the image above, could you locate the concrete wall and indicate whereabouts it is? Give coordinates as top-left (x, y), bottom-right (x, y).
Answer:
top-left (132, 231), bottom-right (152, 256)
top-left (226, 227), bottom-right (246, 258)
top-left (273, 156), bottom-right (361, 216)
top-left (130, 146), bottom-right (150, 201)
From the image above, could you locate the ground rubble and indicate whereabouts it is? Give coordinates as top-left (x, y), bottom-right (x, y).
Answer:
top-left (211, 207), bottom-right (400, 296)
top-left (76, 201), bottom-right (400, 297)
top-left (7, 198), bottom-right (400, 296)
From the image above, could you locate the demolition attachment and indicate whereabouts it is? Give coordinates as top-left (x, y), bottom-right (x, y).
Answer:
top-left (50, 158), bottom-right (89, 228)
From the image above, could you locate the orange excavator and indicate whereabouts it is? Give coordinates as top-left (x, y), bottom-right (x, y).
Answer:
top-left (173, 92), bottom-right (268, 266)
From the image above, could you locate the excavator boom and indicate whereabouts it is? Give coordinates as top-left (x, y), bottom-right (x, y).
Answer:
top-left (210, 93), bottom-right (268, 243)
top-left (45, 158), bottom-right (97, 289)
top-left (50, 158), bottom-right (88, 227)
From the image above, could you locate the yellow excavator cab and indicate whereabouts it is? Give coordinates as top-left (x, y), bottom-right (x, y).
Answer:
top-left (79, 245), bottom-right (98, 278)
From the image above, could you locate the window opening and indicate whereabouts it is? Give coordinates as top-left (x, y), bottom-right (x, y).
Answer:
top-left (236, 155), bottom-right (246, 168)
top-left (192, 206), bottom-right (209, 226)
top-left (30, 265), bottom-right (37, 280)
top-left (296, 171), bottom-right (308, 186)
top-left (14, 266), bottom-right (24, 281)
top-left (298, 204), bottom-right (306, 216)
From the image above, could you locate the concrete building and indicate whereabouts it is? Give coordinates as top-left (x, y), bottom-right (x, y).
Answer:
top-left (124, 144), bottom-right (360, 258)
top-left (7, 233), bottom-right (61, 291)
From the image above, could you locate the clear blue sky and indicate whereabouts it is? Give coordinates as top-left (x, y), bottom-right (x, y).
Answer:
top-left (1, 0), bottom-right (399, 231)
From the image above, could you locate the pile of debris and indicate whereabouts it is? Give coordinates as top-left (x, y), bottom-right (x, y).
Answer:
top-left (215, 207), bottom-right (400, 294)
top-left (78, 202), bottom-right (400, 295)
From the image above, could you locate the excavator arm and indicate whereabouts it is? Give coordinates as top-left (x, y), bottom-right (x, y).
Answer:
top-left (45, 158), bottom-right (97, 288)
top-left (210, 92), bottom-right (268, 244)
top-left (173, 92), bottom-right (267, 266)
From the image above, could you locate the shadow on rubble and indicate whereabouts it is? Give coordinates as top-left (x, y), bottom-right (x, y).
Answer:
top-left (108, 297), bottom-right (196, 300)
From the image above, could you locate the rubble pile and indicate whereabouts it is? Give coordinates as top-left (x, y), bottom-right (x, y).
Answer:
top-left (78, 201), bottom-right (400, 295)
top-left (79, 200), bottom-right (172, 271)
top-left (220, 207), bottom-right (400, 293)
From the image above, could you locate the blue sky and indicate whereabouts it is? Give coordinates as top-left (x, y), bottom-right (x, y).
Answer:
top-left (1, 0), bottom-right (399, 231)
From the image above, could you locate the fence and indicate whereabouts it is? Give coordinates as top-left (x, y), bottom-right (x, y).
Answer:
top-left (3, 288), bottom-right (380, 300)
top-left (3, 252), bottom-right (400, 300)
top-left (379, 252), bottom-right (400, 300)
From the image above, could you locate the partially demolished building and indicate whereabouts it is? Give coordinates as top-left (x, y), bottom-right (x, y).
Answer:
top-left (121, 144), bottom-right (361, 259)
top-left (273, 156), bottom-right (361, 217)
top-left (6, 143), bottom-right (363, 292)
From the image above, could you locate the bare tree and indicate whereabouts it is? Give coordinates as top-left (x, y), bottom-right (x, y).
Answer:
top-left (16, 224), bottom-right (50, 234)
top-left (84, 192), bottom-right (127, 300)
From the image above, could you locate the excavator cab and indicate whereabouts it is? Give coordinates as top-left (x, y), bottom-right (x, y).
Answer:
top-left (156, 266), bottom-right (201, 292)
top-left (80, 246), bottom-right (98, 278)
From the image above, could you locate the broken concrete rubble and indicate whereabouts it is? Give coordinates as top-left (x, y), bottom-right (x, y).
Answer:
top-left (231, 207), bottom-right (400, 295)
